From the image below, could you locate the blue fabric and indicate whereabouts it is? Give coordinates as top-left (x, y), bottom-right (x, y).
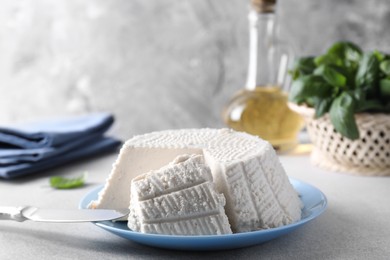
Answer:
top-left (0, 113), bottom-right (114, 149)
top-left (0, 113), bottom-right (121, 179)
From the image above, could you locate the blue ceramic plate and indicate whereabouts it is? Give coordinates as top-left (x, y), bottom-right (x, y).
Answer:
top-left (79, 178), bottom-right (327, 251)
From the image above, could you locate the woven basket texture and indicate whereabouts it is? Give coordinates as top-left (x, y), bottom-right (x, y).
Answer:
top-left (289, 103), bottom-right (390, 176)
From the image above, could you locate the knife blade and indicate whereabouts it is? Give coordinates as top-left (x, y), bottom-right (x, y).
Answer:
top-left (0, 206), bottom-right (129, 223)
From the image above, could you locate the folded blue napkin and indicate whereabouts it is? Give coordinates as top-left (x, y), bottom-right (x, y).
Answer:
top-left (0, 113), bottom-right (114, 149)
top-left (0, 113), bottom-right (121, 179)
top-left (0, 137), bottom-right (121, 179)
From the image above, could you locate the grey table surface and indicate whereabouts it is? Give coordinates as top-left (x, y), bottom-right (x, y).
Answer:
top-left (1, 145), bottom-right (389, 260)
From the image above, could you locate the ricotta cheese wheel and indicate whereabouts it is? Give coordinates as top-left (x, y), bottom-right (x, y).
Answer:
top-left (90, 128), bottom-right (302, 233)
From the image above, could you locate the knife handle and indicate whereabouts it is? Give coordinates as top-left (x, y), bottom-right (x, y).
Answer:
top-left (0, 206), bottom-right (26, 222)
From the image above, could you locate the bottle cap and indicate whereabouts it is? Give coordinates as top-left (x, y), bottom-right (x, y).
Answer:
top-left (251, 0), bottom-right (276, 13)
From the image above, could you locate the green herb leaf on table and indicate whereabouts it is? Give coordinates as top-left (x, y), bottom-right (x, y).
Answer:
top-left (49, 173), bottom-right (87, 189)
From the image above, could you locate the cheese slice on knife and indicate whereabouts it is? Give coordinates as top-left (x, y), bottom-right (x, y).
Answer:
top-left (89, 128), bottom-right (302, 233)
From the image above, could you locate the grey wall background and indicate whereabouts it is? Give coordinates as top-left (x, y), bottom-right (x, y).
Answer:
top-left (0, 0), bottom-right (389, 140)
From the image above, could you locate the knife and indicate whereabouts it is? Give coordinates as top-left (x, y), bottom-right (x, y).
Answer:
top-left (0, 206), bottom-right (129, 223)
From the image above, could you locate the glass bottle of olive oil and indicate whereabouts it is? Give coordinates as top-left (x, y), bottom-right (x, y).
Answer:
top-left (223, 0), bottom-right (303, 152)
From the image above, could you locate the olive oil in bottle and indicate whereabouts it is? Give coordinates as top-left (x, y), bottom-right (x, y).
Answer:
top-left (223, 0), bottom-right (303, 152)
top-left (223, 86), bottom-right (303, 151)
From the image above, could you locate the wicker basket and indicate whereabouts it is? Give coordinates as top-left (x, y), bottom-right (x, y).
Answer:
top-left (289, 103), bottom-right (390, 176)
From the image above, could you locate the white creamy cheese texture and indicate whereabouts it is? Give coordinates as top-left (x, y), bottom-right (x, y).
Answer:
top-left (128, 154), bottom-right (232, 235)
top-left (89, 128), bottom-right (302, 233)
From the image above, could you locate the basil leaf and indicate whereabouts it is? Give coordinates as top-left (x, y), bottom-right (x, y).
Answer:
top-left (373, 50), bottom-right (386, 62)
top-left (50, 173), bottom-right (86, 189)
top-left (380, 78), bottom-right (390, 98)
top-left (355, 52), bottom-right (379, 92)
top-left (379, 60), bottom-right (390, 76)
top-left (321, 42), bottom-right (362, 70)
top-left (327, 41), bottom-right (362, 63)
top-left (289, 75), bottom-right (333, 104)
top-left (329, 92), bottom-right (359, 140)
top-left (314, 53), bottom-right (343, 67)
top-left (352, 87), bottom-right (366, 101)
top-left (314, 97), bottom-right (332, 118)
top-left (314, 65), bottom-right (347, 87)
top-left (356, 100), bottom-right (385, 112)
top-left (352, 88), bottom-right (368, 111)
top-left (290, 57), bottom-right (316, 80)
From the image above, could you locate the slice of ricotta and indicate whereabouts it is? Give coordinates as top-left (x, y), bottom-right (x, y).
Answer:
top-left (89, 128), bottom-right (302, 233)
top-left (128, 154), bottom-right (232, 235)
